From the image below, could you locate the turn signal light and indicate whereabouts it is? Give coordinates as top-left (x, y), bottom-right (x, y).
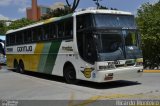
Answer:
top-left (104, 73), bottom-right (113, 80)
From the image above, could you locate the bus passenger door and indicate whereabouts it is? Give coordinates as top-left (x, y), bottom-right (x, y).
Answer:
top-left (77, 32), bottom-right (97, 64)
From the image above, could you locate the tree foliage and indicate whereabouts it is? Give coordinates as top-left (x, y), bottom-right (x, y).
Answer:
top-left (136, 2), bottom-right (160, 69)
top-left (41, 5), bottom-right (72, 20)
top-left (7, 18), bottom-right (35, 30)
top-left (0, 21), bottom-right (7, 35)
top-left (0, 18), bottom-right (35, 35)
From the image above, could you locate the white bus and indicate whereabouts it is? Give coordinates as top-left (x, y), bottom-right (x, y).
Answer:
top-left (0, 35), bottom-right (6, 64)
top-left (6, 9), bottom-right (143, 84)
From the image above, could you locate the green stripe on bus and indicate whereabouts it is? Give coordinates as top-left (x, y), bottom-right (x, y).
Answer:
top-left (59, 13), bottom-right (73, 20)
top-left (43, 13), bottom-right (73, 24)
top-left (38, 42), bottom-right (52, 73)
top-left (43, 41), bottom-right (62, 74)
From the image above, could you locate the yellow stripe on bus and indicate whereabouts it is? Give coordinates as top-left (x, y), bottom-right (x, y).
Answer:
top-left (43, 17), bottom-right (58, 24)
top-left (30, 43), bottom-right (44, 72)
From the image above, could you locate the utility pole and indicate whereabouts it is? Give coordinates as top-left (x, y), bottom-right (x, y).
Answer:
top-left (66, 0), bottom-right (80, 12)
top-left (93, 0), bottom-right (102, 9)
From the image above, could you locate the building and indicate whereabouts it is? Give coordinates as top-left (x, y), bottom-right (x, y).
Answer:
top-left (0, 20), bottom-right (13, 26)
top-left (26, 0), bottom-right (51, 21)
top-left (50, 2), bottom-right (65, 10)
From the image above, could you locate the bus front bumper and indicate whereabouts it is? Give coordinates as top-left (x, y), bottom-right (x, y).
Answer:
top-left (92, 66), bottom-right (143, 83)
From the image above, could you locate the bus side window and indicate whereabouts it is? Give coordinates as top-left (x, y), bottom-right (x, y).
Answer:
top-left (65, 18), bottom-right (73, 38)
top-left (44, 25), bottom-right (49, 40)
top-left (10, 34), bottom-right (16, 44)
top-left (48, 24), bottom-right (52, 39)
top-left (58, 21), bottom-right (65, 38)
top-left (77, 14), bottom-right (92, 31)
top-left (32, 28), bottom-right (38, 41)
top-left (49, 23), bottom-right (57, 39)
top-left (6, 34), bottom-right (10, 46)
top-left (77, 16), bottom-right (83, 30)
top-left (26, 29), bottom-right (32, 42)
top-left (24, 31), bottom-right (27, 43)
top-left (16, 32), bottom-right (23, 44)
top-left (39, 27), bottom-right (44, 41)
top-left (21, 32), bottom-right (25, 44)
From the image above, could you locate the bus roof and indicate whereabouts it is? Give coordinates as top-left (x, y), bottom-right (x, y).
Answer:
top-left (73, 9), bottom-right (132, 16)
top-left (6, 9), bottom-right (132, 34)
top-left (6, 13), bottom-right (73, 34)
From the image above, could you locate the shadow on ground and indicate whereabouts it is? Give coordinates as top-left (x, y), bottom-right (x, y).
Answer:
top-left (12, 70), bottom-right (141, 89)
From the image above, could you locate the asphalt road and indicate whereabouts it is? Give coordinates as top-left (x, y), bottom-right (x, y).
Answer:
top-left (0, 66), bottom-right (160, 105)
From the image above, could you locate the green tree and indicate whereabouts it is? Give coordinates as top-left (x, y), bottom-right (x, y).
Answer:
top-left (136, 2), bottom-right (160, 69)
top-left (0, 18), bottom-right (35, 35)
top-left (7, 18), bottom-right (35, 30)
top-left (0, 21), bottom-right (7, 35)
top-left (41, 5), bottom-right (72, 20)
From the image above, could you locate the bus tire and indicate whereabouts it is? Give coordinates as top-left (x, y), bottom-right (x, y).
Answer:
top-left (13, 59), bottom-right (19, 72)
top-left (19, 65), bottom-right (24, 74)
top-left (63, 64), bottom-right (78, 84)
top-left (19, 60), bottom-right (25, 74)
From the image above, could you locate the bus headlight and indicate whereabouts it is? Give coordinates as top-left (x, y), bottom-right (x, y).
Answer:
top-left (135, 58), bottom-right (143, 67)
top-left (99, 62), bottom-right (115, 70)
top-left (136, 62), bottom-right (143, 66)
top-left (99, 66), bottom-right (107, 70)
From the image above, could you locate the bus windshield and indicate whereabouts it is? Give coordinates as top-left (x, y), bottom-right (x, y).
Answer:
top-left (77, 13), bottom-right (142, 63)
top-left (94, 31), bottom-right (125, 61)
top-left (124, 30), bottom-right (143, 59)
top-left (93, 30), bottom-right (142, 61)
top-left (93, 14), bottom-right (136, 29)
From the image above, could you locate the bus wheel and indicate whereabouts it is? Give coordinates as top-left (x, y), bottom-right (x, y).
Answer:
top-left (19, 61), bottom-right (25, 74)
top-left (64, 65), bottom-right (78, 84)
top-left (13, 59), bottom-right (19, 72)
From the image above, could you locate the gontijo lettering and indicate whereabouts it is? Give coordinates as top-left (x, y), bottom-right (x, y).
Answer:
top-left (17, 46), bottom-right (32, 52)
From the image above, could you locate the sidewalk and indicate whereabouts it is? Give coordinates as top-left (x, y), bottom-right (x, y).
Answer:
top-left (144, 70), bottom-right (160, 73)
top-left (0, 66), bottom-right (10, 72)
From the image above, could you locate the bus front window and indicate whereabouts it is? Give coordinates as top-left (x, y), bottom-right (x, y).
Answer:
top-left (94, 30), bottom-right (143, 61)
top-left (76, 13), bottom-right (142, 63)
top-left (76, 14), bottom-right (97, 64)
top-left (124, 30), bottom-right (143, 59)
top-left (125, 31), bottom-right (137, 46)
top-left (94, 32), bottom-right (125, 61)
top-left (77, 32), bottom-right (97, 64)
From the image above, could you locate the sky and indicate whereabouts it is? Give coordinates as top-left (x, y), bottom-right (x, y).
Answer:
top-left (0, 0), bottom-right (159, 20)
top-left (0, 36), bottom-right (5, 40)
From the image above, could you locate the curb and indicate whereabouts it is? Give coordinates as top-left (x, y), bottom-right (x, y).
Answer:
top-left (144, 70), bottom-right (160, 73)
